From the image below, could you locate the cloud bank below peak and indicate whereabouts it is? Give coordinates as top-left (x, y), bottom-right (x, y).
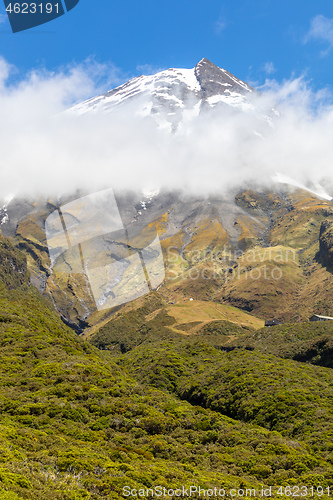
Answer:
top-left (1, 57), bottom-right (333, 199)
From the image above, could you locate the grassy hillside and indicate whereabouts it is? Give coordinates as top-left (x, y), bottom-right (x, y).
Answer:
top-left (215, 245), bottom-right (304, 321)
top-left (87, 292), bottom-right (262, 353)
top-left (166, 300), bottom-right (264, 333)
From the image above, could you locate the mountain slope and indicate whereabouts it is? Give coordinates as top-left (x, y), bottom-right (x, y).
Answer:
top-left (2, 237), bottom-right (333, 497)
top-left (86, 291), bottom-right (264, 353)
top-left (2, 184), bottom-right (333, 331)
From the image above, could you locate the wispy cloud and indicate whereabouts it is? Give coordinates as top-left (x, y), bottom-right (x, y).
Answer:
top-left (0, 13), bottom-right (7, 25)
top-left (263, 61), bottom-right (276, 75)
top-left (214, 16), bottom-right (227, 35)
top-left (305, 15), bottom-right (333, 55)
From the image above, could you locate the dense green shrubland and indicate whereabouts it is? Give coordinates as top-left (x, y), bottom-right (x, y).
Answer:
top-left (229, 322), bottom-right (333, 368)
top-left (0, 240), bottom-right (333, 497)
top-left (119, 341), bottom-right (333, 460)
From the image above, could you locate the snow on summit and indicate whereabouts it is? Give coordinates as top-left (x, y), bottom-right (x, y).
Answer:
top-left (72, 59), bottom-right (256, 131)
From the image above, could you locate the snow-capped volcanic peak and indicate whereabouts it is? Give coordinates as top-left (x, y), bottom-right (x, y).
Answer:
top-left (74, 66), bottom-right (201, 116)
top-left (72, 59), bottom-right (256, 131)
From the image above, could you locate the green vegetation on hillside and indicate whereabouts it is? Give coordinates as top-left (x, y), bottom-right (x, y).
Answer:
top-left (2, 234), bottom-right (333, 498)
top-left (230, 321), bottom-right (333, 368)
top-left (4, 286), bottom-right (332, 498)
top-left (119, 341), bottom-right (333, 458)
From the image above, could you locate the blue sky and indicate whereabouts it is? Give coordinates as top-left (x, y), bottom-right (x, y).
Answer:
top-left (0, 0), bottom-right (333, 94)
